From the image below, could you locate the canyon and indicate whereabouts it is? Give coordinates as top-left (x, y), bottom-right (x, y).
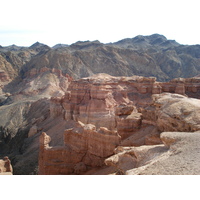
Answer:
top-left (38, 74), bottom-right (200, 175)
top-left (1, 34), bottom-right (200, 175)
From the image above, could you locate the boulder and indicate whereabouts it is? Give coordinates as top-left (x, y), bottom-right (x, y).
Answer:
top-left (153, 93), bottom-right (200, 132)
top-left (0, 156), bottom-right (13, 174)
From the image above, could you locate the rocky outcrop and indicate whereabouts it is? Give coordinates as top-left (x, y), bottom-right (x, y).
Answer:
top-left (61, 74), bottom-right (163, 131)
top-left (152, 93), bottom-right (200, 132)
top-left (39, 82), bottom-right (200, 175)
top-left (0, 70), bottom-right (10, 82)
top-left (115, 104), bottom-right (142, 139)
top-left (161, 77), bottom-right (200, 98)
top-left (105, 131), bottom-right (200, 175)
top-left (64, 121), bottom-right (121, 163)
top-left (0, 156), bottom-right (13, 174)
top-left (38, 121), bottom-right (121, 175)
top-left (126, 131), bottom-right (200, 175)
top-left (51, 74), bottom-right (200, 133)
top-left (105, 144), bottom-right (167, 174)
top-left (105, 92), bottom-right (200, 175)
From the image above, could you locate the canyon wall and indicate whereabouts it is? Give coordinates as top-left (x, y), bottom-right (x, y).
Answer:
top-left (38, 74), bottom-right (200, 175)
top-left (39, 122), bottom-right (121, 175)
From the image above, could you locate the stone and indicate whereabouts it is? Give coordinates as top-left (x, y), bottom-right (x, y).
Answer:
top-left (126, 131), bottom-right (200, 175)
top-left (0, 156), bottom-right (13, 174)
top-left (38, 122), bottom-right (121, 175)
top-left (39, 132), bottom-right (51, 148)
top-left (38, 131), bottom-right (84, 175)
top-left (152, 83), bottom-right (162, 94)
top-left (105, 144), bottom-right (167, 174)
top-left (152, 93), bottom-right (200, 132)
top-left (64, 121), bottom-right (121, 159)
top-left (115, 104), bottom-right (135, 116)
top-left (116, 112), bottom-right (142, 139)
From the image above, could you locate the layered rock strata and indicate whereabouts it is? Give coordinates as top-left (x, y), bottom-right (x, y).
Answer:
top-left (3, 73), bottom-right (199, 175)
top-left (152, 93), bottom-right (200, 132)
top-left (39, 80), bottom-right (200, 174)
top-left (51, 74), bottom-right (200, 120)
top-left (38, 122), bottom-right (121, 175)
top-left (105, 92), bottom-right (200, 174)
top-left (50, 74), bottom-right (200, 139)
top-left (51, 74), bottom-right (163, 132)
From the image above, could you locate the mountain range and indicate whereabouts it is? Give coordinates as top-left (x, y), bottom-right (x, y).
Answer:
top-left (1, 34), bottom-right (200, 85)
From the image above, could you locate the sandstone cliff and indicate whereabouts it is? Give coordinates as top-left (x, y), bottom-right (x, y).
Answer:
top-left (105, 93), bottom-right (200, 175)
top-left (37, 75), bottom-right (200, 175)
top-left (39, 121), bottom-right (120, 175)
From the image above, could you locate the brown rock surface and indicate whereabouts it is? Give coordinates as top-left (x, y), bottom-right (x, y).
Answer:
top-left (38, 121), bottom-right (121, 174)
top-left (62, 74), bottom-right (163, 131)
top-left (116, 106), bottom-right (142, 139)
top-left (1, 66), bottom-right (200, 175)
top-left (126, 131), bottom-right (200, 175)
top-left (152, 93), bottom-right (200, 132)
top-left (105, 131), bottom-right (200, 175)
top-left (0, 156), bottom-right (13, 175)
top-left (36, 75), bottom-right (200, 175)
top-left (105, 144), bottom-right (167, 174)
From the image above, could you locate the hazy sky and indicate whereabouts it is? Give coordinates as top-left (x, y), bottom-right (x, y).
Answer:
top-left (1, 0), bottom-right (200, 47)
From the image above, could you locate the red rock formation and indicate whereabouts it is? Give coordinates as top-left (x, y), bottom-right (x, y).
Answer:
top-left (60, 74), bottom-right (163, 131)
top-left (38, 74), bottom-right (200, 175)
top-left (39, 131), bottom-right (83, 175)
top-left (115, 104), bottom-right (142, 139)
top-left (48, 74), bottom-right (200, 139)
top-left (161, 77), bottom-right (200, 98)
top-left (48, 75), bottom-right (200, 129)
top-left (38, 121), bottom-right (121, 175)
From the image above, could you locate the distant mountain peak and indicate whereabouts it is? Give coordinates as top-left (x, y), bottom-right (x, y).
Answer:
top-left (29, 42), bottom-right (51, 52)
top-left (52, 44), bottom-right (69, 49)
top-left (71, 40), bottom-right (101, 45)
top-left (147, 33), bottom-right (167, 39)
top-left (113, 34), bottom-right (179, 50)
top-left (70, 40), bottom-right (103, 50)
top-left (30, 42), bottom-right (46, 48)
